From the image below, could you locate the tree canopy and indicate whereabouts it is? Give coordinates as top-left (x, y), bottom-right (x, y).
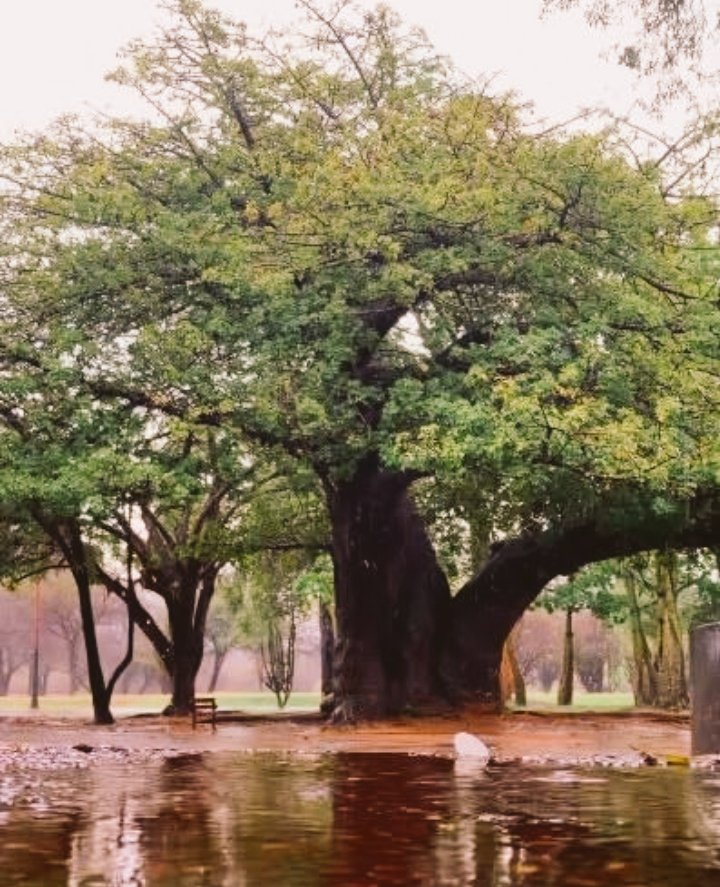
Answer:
top-left (0, 0), bottom-right (718, 718)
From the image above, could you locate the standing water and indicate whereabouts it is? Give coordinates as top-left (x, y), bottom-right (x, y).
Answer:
top-left (0, 751), bottom-right (719, 885)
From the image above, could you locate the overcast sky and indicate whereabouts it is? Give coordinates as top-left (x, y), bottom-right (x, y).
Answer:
top-left (0, 0), bottom-right (650, 139)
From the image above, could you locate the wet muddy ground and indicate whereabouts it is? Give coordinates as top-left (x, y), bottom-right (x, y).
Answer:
top-left (0, 708), bottom-right (700, 768)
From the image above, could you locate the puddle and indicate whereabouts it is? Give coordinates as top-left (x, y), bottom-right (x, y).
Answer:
top-left (0, 751), bottom-right (718, 885)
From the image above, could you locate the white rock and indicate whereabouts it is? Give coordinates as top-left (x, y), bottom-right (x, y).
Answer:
top-left (453, 731), bottom-right (491, 762)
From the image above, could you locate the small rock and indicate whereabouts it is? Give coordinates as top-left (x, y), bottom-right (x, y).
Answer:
top-left (453, 732), bottom-right (491, 763)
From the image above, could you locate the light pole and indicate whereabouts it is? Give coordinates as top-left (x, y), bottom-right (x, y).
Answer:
top-left (30, 583), bottom-right (40, 710)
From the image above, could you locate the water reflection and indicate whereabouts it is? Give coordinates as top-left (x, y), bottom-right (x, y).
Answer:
top-left (0, 750), bottom-right (719, 885)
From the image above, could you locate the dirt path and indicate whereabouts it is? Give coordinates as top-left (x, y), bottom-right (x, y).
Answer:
top-left (0, 709), bottom-right (694, 766)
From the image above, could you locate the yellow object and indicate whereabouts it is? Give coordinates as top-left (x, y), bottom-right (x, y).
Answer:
top-left (664, 754), bottom-right (690, 767)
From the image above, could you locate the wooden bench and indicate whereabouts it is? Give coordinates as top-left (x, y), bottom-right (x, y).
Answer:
top-left (192, 696), bottom-right (217, 730)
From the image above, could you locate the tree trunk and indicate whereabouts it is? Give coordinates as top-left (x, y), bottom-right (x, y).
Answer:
top-left (319, 600), bottom-right (335, 715)
top-left (37, 518), bottom-right (116, 724)
top-left (167, 587), bottom-right (204, 714)
top-left (557, 609), bottom-right (575, 706)
top-left (653, 552), bottom-right (689, 709)
top-left (577, 656), bottom-right (605, 692)
top-left (207, 650), bottom-right (227, 693)
top-left (503, 629), bottom-right (526, 706)
top-left (326, 462), bottom-right (453, 721)
top-left (68, 640), bottom-right (82, 694)
top-left (625, 567), bottom-right (657, 705)
top-left (322, 477), bottom-right (719, 720)
top-left (72, 565), bottom-right (113, 724)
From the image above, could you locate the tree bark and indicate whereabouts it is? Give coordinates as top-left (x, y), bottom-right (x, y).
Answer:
top-left (69, 560), bottom-right (114, 724)
top-left (653, 551), bottom-right (689, 709)
top-left (319, 600), bottom-right (335, 715)
top-left (503, 629), bottom-right (526, 706)
top-left (625, 567), bottom-right (657, 705)
top-left (166, 579), bottom-right (205, 714)
top-left (43, 520), bottom-right (115, 724)
top-left (326, 461), bottom-right (453, 721)
top-left (557, 609), bottom-right (575, 706)
top-left (207, 650), bottom-right (227, 693)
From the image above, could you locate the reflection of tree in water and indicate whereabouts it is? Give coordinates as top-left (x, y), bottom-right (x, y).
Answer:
top-left (440, 767), bottom-right (720, 886)
top-left (0, 810), bottom-right (83, 886)
top-left (327, 753), bottom-right (455, 885)
top-left (64, 759), bottom-right (162, 885)
top-left (133, 754), bottom-right (227, 886)
top-left (219, 753), bottom-right (333, 886)
top-left (54, 752), bottom-right (333, 886)
top-left (3, 754), bottom-right (720, 885)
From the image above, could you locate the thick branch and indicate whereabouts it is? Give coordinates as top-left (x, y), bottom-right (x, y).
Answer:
top-left (454, 488), bottom-right (720, 625)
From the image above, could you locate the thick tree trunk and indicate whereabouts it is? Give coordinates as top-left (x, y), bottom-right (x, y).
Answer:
top-left (167, 586), bottom-right (205, 714)
top-left (323, 476), bottom-right (718, 720)
top-left (326, 462), bottom-right (453, 721)
top-left (444, 559), bottom-right (541, 710)
top-left (557, 609), bottom-right (575, 705)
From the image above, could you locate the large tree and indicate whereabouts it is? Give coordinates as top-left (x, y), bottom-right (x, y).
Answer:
top-left (1, 0), bottom-right (718, 720)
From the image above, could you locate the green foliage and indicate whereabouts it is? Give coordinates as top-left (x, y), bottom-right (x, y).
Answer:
top-left (0, 0), bottom-right (717, 621)
top-left (537, 561), bottom-right (627, 623)
top-left (294, 554), bottom-right (334, 608)
top-left (224, 549), bottom-right (327, 708)
top-left (538, 548), bottom-right (720, 630)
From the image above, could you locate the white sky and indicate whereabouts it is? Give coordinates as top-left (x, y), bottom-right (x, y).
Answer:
top-left (0, 0), bottom-right (650, 139)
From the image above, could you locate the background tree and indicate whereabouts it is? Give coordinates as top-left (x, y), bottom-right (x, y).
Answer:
top-left (515, 610), bottom-right (563, 692)
top-left (619, 551), bottom-right (705, 709)
top-left (204, 583), bottom-right (244, 693)
top-left (0, 589), bottom-right (31, 695)
top-left (228, 550), bottom-right (319, 708)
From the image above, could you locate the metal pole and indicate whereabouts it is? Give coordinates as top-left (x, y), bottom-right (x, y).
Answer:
top-left (690, 622), bottom-right (720, 756)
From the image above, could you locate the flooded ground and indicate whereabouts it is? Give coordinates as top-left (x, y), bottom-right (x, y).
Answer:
top-left (0, 712), bottom-right (717, 885)
top-left (1, 745), bottom-right (719, 885)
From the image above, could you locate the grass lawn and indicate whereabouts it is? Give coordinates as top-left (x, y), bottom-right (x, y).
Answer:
top-left (513, 689), bottom-right (636, 712)
top-left (0, 691), bottom-right (322, 718)
top-left (0, 689), bottom-right (641, 719)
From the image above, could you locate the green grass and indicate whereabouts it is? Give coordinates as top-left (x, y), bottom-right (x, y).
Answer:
top-left (0, 689), bottom-right (638, 719)
top-left (0, 691), bottom-right (322, 718)
top-left (512, 689), bottom-right (636, 712)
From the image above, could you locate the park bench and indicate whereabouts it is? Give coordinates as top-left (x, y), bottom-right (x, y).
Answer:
top-left (191, 696), bottom-right (217, 730)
